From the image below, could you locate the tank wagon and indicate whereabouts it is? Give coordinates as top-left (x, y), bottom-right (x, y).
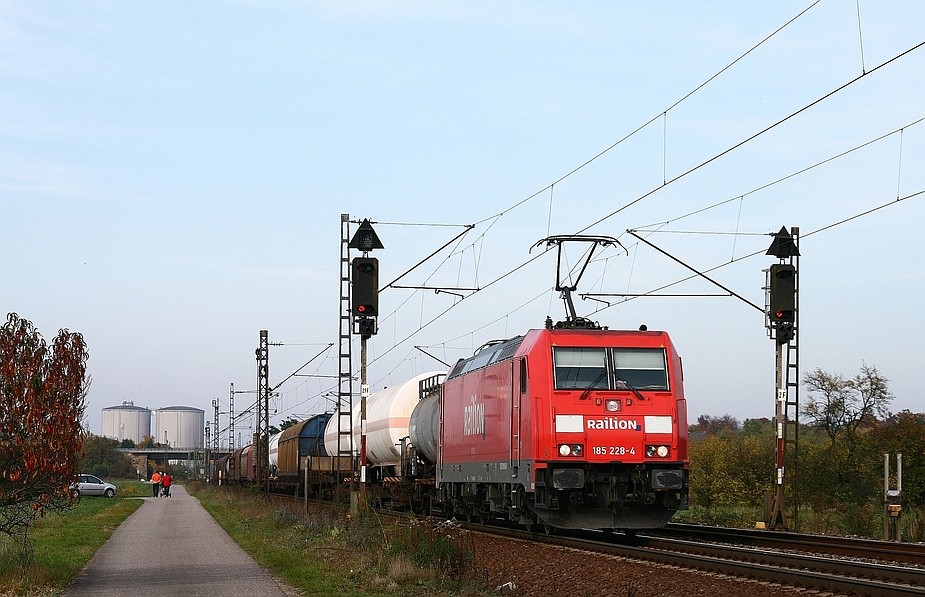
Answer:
top-left (320, 371), bottom-right (444, 508)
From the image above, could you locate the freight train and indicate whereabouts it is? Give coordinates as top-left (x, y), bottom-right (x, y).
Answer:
top-left (218, 318), bottom-right (689, 533)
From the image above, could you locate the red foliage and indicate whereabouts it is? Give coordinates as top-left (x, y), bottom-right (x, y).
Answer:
top-left (0, 312), bottom-right (89, 544)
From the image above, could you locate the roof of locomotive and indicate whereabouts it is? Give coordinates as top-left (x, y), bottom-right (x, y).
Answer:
top-left (446, 325), bottom-right (673, 380)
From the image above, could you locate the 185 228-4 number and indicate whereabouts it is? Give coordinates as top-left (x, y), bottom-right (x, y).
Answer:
top-left (592, 446), bottom-right (635, 456)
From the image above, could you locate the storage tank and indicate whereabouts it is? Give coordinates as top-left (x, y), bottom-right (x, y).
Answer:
top-left (155, 406), bottom-right (205, 450)
top-left (101, 401), bottom-right (151, 444)
top-left (323, 371), bottom-right (444, 466)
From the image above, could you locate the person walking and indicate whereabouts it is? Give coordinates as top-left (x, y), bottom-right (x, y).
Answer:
top-left (161, 472), bottom-right (172, 497)
top-left (150, 470), bottom-right (162, 498)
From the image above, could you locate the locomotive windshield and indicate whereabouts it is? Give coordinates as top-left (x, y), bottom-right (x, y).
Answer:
top-left (553, 347), bottom-right (669, 391)
top-left (552, 347), bottom-right (608, 389)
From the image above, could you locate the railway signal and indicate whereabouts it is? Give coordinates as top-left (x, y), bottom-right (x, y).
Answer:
top-left (351, 257), bottom-right (379, 318)
top-left (768, 264), bottom-right (795, 323)
top-left (345, 217), bottom-right (385, 512)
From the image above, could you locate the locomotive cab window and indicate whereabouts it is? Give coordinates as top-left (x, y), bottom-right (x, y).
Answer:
top-left (553, 347), bottom-right (608, 389)
top-left (553, 347), bottom-right (669, 391)
top-left (613, 348), bottom-right (669, 391)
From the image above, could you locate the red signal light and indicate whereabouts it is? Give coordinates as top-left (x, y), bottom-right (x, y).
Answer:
top-left (772, 309), bottom-right (794, 323)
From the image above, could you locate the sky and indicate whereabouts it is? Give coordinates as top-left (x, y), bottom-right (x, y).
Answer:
top-left (3, 1), bottom-right (924, 443)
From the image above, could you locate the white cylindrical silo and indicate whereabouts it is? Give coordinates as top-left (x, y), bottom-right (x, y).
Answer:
top-left (101, 401), bottom-right (152, 444)
top-left (155, 406), bottom-right (205, 450)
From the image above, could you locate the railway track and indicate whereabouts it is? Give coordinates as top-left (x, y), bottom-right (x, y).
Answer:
top-left (660, 522), bottom-right (925, 565)
top-left (266, 491), bottom-right (925, 595)
top-left (461, 522), bottom-right (925, 596)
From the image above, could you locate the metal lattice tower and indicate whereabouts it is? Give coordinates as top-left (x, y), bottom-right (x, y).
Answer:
top-left (256, 330), bottom-right (270, 493)
top-left (229, 383), bottom-right (235, 450)
top-left (337, 214), bottom-right (355, 480)
top-left (212, 399), bottom-right (220, 451)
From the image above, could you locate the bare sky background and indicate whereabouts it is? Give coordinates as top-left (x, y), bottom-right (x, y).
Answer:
top-left (3, 1), bottom-right (923, 443)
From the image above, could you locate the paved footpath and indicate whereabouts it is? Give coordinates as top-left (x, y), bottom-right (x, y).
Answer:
top-left (62, 484), bottom-right (293, 596)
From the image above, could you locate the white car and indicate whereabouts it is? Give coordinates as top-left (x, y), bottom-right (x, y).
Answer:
top-left (74, 474), bottom-right (117, 498)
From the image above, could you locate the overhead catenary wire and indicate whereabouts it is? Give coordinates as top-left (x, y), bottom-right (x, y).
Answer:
top-left (632, 116), bottom-right (925, 232)
top-left (369, 40), bottom-right (925, 369)
top-left (584, 188), bottom-right (925, 317)
top-left (470, 1), bottom-right (823, 229)
top-left (576, 39), bottom-right (925, 235)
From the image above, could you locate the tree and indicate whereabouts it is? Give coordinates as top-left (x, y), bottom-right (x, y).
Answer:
top-left (0, 313), bottom-right (89, 558)
top-left (80, 435), bottom-right (136, 479)
top-left (269, 417), bottom-right (300, 436)
top-left (690, 414), bottom-right (740, 436)
top-left (802, 363), bottom-right (892, 448)
top-left (801, 363), bottom-right (893, 515)
top-left (689, 432), bottom-right (773, 512)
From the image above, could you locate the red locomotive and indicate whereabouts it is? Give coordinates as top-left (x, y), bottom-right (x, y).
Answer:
top-left (424, 322), bottom-right (688, 531)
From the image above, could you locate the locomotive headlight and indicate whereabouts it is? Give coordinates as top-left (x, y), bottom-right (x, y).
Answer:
top-left (604, 399), bottom-right (621, 412)
top-left (559, 444), bottom-right (583, 457)
top-left (645, 445), bottom-right (670, 458)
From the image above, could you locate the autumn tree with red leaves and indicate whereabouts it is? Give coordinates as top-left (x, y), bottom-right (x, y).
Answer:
top-left (0, 313), bottom-right (89, 558)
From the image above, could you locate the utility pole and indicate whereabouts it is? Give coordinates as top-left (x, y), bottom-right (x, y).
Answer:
top-left (765, 226), bottom-right (800, 530)
top-left (204, 422), bottom-right (211, 481)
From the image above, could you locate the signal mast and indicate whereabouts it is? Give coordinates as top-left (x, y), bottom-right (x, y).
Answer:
top-left (765, 226), bottom-right (800, 530)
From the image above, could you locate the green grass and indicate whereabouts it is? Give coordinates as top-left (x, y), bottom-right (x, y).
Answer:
top-left (189, 483), bottom-right (488, 596)
top-left (0, 480), bottom-right (144, 596)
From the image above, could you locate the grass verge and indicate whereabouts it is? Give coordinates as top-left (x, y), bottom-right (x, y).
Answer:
top-left (188, 482), bottom-right (488, 597)
top-left (0, 481), bottom-right (145, 597)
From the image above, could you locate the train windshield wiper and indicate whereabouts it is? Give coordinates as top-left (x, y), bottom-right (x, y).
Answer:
top-left (578, 369), bottom-right (608, 400)
top-left (577, 370), bottom-right (647, 401)
top-left (614, 374), bottom-right (646, 401)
